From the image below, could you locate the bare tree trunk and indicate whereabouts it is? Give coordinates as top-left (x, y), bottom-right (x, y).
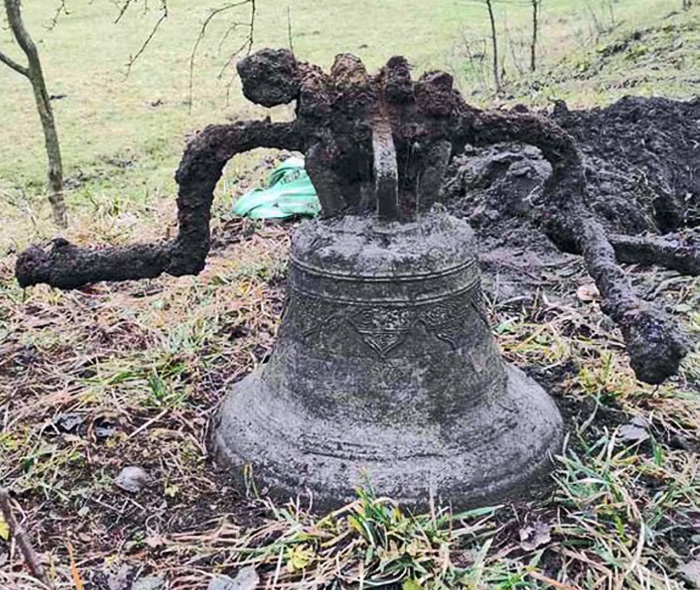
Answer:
top-left (530, 0), bottom-right (539, 72)
top-left (484, 0), bottom-right (501, 94)
top-left (2, 0), bottom-right (67, 228)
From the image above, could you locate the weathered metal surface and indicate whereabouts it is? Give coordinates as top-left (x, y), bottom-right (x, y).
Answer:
top-left (214, 214), bottom-right (564, 509)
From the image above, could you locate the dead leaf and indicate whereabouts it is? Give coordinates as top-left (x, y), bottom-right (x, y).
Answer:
top-left (145, 532), bottom-right (165, 549)
top-left (0, 513), bottom-right (9, 541)
top-left (67, 542), bottom-right (85, 590)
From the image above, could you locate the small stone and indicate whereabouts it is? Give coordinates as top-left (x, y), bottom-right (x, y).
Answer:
top-left (115, 466), bottom-right (151, 493)
top-left (54, 413), bottom-right (85, 432)
top-left (519, 521), bottom-right (551, 551)
top-left (617, 417), bottom-right (650, 444)
top-left (680, 560), bottom-right (700, 588)
top-left (577, 283), bottom-right (600, 302)
top-left (105, 564), bottom-right (132, 590)
top-left (630, 416), bottom-right (649, 428)
top-left (133, 574), bottom-right (167, 590)
top-left (208, 566), bottom-right (259, 590)
top-left (95, 422), bottom-right (118, 439)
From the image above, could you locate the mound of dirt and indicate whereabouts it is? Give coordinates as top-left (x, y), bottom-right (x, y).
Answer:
top-left (556, 96), bottom-right (700, 233)
top-left (446, 96), bottom-right (700, 297)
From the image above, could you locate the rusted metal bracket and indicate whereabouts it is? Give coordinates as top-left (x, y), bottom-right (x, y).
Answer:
top-left (372, 117), bottom-right (399, 221)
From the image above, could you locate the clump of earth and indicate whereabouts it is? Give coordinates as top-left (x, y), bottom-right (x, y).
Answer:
top-left (444, 96), bottom-right (700, 301)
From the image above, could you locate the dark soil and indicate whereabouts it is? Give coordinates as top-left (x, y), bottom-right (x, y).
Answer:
top-left (446, 95), bottom-right (700, 301)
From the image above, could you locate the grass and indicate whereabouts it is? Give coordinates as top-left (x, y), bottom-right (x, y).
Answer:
top-left (1, 0), bottom-right (700, 589)
top-left (0, 223), bottom-right (697, 588)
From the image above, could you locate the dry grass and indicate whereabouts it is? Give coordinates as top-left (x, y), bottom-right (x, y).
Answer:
top-left (1, 199), bottom-right (698, 588)
top-left (1, 3), bottom-right (700, 589)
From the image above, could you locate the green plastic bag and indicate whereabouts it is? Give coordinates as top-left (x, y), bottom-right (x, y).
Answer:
top-left (232, 157), bottom-right (321, 219)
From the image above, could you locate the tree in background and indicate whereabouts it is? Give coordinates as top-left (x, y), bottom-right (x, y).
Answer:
top-left (465, 0), bottom-right (502, 94)
top-left (484, 0), bottom-right (501, 93)
top-left (0, 0), bottom-right (256, 229)
top-left (530, 0), bottom-right (542, 72)
top-left (1, 0), bottom-right (67, 228)
top-left (468, 0), bottom-right (542, 92)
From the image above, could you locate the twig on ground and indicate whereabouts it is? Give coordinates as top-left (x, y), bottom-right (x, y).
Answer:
top-left (0, 487), bottom-right (52, 588)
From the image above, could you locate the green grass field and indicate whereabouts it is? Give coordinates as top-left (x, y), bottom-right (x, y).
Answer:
top-left (1, 0), bottom-right (697, 249)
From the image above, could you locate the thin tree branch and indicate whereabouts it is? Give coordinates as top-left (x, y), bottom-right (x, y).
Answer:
top-left (113, 0), bottom-right (135, 23)
top-left (0, 46), bottom-right (29, 76)
top-left (216, 19), bottom-right (244, 52)
top-left (483, 0), bottom-right (501, 94)
top-left (47, 0), bottom-right (69, 31)
top-left (286, 4), bottom-right (293, 53)
top-left (114, 0), bottom-right (168, 74)
top-left (124, 0), bottom-right (168, 73)
top-left (530, 0), bottom-right (540, 72)
top-left (0, 488), bottom-right (52, 588)
top-left (223, 1), bottom-right (256, 104)
top-left (217, 31), bottom-right (253, 81)
top-left (188, 0), bottom-right (256, 110)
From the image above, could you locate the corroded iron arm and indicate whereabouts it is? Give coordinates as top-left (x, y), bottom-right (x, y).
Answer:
top-left (463, 109), bottom-right (689, 384)
top-left (15, 120), bottom-right (303, 289)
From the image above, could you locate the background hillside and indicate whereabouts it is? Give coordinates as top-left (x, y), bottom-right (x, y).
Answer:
top-left (1, 0), bottom-right (698, 251)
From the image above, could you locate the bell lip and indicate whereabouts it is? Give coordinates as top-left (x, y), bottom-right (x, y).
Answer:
top-left (211, 363), bottom-right (565, 513)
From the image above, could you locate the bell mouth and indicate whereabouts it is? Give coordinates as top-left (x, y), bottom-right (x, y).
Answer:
top-left (213, 364), bottom-right (563, 511)
top-left (213, 211), bottom-right (564, 510)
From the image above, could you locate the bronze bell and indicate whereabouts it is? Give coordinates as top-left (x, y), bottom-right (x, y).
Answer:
top-left (213, 213), bottom-right (564, 509)
top-left (213, 52), bottom-right (564, 510)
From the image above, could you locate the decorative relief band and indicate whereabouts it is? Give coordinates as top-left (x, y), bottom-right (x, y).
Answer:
top-left (289, 277), bottom-right (481, 306)
top-left (283, 281), bottom-right (490, 359)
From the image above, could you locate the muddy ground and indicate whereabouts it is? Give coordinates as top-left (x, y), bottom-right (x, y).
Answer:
top-left (446, 95), bottom-right (700, 301)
